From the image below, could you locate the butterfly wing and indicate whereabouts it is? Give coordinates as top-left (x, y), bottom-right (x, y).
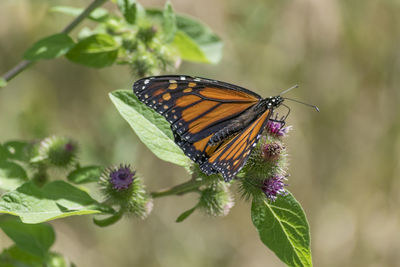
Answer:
top-left (133, 75), bottom-right (262, 167)
top-left (199, 109), bottom-right (271, 181)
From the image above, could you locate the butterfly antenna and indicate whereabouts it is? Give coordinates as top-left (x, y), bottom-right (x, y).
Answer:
top-left (279, 84), bottom-right (299, 96)
top-left (283, 97), bottom-right (320, 112)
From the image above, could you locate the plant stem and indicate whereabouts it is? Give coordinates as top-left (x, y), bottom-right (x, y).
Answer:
top-left (1, 0), bottom-right (108, 84)
top-left (151, 179), bottom-right (205, 199)
top-left (61, 0), bottom-right (107, 34)
top-left (93, 208), bottom-right (124, 227)
top-left (1, 60), bottom-right (33, 83)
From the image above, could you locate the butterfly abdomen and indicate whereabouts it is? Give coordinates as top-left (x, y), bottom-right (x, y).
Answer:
top-left (208, 102), bottom-right (266, 146)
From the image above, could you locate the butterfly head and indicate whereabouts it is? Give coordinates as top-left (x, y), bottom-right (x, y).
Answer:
top-left (266, 96), bottom-right (284, 109)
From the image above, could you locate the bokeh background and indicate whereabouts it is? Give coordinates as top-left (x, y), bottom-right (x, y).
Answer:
top-left (1, 0), bottom-right (400, 266)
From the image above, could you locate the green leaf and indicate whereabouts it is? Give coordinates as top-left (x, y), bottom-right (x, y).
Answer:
top-left (146, 9), bottom-right (223, 63)
top-left (251, 193), bottom-right (312, 267)
top-left (172, 31), bottom-right (209, 63)
top-left (117, 0), bottom-right (137, 24)
top-left (0, 219), bottom-right (55, 258)
top-left (0, 181), bottom-right (114, 224)
top-left (23, 34), bottom-right (75, 61)
top-left (0, 246), bottom-right (72, 267)
top-left (0, 144), bottom-right (9, 160)
top-left (162, 2), bottom-right (177, 43)
top-left (3, 141), bottom-right (30, 162)
top-left (0, 245), bottom-right (43, 267)
top-left (176, 206), bottom-right (196, 222)
top-left (0, 161), bottom-right (28, 191)
top-left (50, 6), bottom-right (110, 22)
top-left (67, 165), bottom-right (102, 184)
top-left (109, 90), bottom-right (190, 167)
top-left (175, 14), bottom-right (223, 64)
top-left (77, 27), bottom-right (95, 40)
top-left (0, 78), bottom-right (7, 88)
top-left (66, 34), bottom-right (119, 68)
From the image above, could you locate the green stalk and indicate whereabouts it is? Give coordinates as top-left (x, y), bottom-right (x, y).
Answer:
top-left (151, 179), bottom-right (205, 199)
top-left (93, 208), bottom-right (124, 227)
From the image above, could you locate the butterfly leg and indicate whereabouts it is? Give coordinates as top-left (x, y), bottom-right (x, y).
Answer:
top-left (268, 112), bottom-right (287, 132)
top-left (269, 104), bottom-right (290, 128)
top-left (280, 104), bottom-right (291, 122)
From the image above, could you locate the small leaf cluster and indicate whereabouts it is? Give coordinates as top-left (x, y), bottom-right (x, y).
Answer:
top-left (23, 1), bottom-right (222, 77)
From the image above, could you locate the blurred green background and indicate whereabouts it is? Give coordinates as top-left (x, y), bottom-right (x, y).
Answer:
top-left (1, 0), bottom-right (400, 266)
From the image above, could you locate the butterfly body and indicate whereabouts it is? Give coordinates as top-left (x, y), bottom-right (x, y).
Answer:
top-left (208, 96), bottom-right (283, 146)
top-left (133, 75), bottom-right (285, 181)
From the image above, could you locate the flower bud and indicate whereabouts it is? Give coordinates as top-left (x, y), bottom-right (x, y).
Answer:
top-left (99, 164), bottom-right (152, 219)
top-left (266, 121), bottom-right (292, 137)
top-left (109, 165), bottom-right (135, 191)
top-left (261, 175), bottom-right (288, 201)
top-left (35, 136), bottom-right (77, 168)
top-left (262, 142), bottom-right (285, 162)
top-left (241, 137), bottom-right (288, 180)
top-left (198, 182), bottom-right (234, 217)
top-left (137, 24), bottom-right (158, 44)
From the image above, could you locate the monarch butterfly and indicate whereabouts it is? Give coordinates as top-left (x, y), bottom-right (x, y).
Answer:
top-left (133, 75), bottom-right (317, 181)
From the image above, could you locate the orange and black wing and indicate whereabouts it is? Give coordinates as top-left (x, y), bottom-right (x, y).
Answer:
top-left (133, 75), bottom-right (264, 180)
top-left (199, 110), bottom-right (271, 181)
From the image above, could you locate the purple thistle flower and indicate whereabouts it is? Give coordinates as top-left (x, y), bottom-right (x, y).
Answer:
top-left (64, 142), bottom-right (75, 152)
top-left (262, 142), bottom-right (284, 162)
top-left (109, 165), bottom-right (136, 191)
top-left (262, 175), bottom-right (288, 201)
top-left (266, 120), bottom-right (292, 137)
